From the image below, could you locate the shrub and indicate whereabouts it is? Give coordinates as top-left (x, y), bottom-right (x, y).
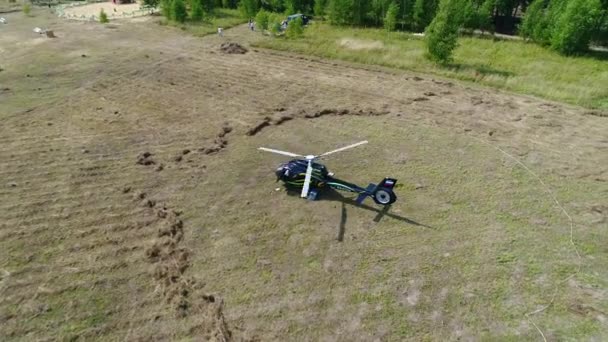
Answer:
top-left (425, 0), bottom-right (464, 64)
top-left (384, 2), bottom-right (399, 32)
top-left (269, 13), bottom-right (284, 35)
top-left (285, 17), bottom-right (303, 38)
top-left (99, 9), bottom-right (109, 23)
top-left (550, 0), bottom-right (604, 54)
top-left (520, 0), bottom-right (546, 40)
top-left (161, 0), bottom-right (172, 18)
top-left (23, 3), bottom-right (31, 16)
top-left (255, 9), bottom-right (269, 31)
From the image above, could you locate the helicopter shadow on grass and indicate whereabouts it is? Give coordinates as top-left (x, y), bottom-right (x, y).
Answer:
top-left (283, 187), bottom-right (432, 242)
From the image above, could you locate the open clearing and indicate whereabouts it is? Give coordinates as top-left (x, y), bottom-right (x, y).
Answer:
top-left (1, 11), bottom-right (607, 341)
top-left (62, 3), bottom-right (145, 20)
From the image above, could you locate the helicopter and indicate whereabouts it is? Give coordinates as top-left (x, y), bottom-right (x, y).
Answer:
top-left (259, 141), bottom-right (398, 206)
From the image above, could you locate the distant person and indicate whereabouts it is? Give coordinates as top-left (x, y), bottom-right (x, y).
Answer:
top-left (218, 27), bottom-right (223, 37)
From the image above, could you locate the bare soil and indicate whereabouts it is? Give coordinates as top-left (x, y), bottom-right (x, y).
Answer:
top-left (1, 10), bottom-right (607, 341)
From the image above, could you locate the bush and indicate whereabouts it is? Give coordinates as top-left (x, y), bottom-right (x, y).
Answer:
top-left (477, 0), bottom-right (495, 33)
top-left (425, 0), bottom-right (464, 64)
top-left (161, 0), bottom-right (172, 18)
top-left (255, 9), bottom-right (269, 31)
top-left (99, 9), bottom-right (109, 23)
top-left (190, 0), bottom-right (204, 21)
top-left (172, 0), bottom-right (187, 22)
top-left (23, 3), bottom-right (31, 16)
top-left (520, 0), bottom-right (547, 40)
top-left (384, 2), bottom-right (399, 32)
top-left (268, 13), bottom-right (283, 35)
top-left (286, 17), bottom-right (304, 38)
top-left (550, 0), bottom-right (604, 54)
top-left (201, 0), bottom-right (214, 13)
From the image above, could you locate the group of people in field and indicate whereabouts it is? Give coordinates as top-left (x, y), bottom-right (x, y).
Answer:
top-left (217, 18), bottom-right (257, 37)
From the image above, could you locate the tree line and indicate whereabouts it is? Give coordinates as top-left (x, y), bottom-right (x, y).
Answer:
top-left (149, 0), bottom-right (607, 57)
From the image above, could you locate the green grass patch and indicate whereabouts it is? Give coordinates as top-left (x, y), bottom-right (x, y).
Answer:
top-left (253, 23), bottom-right (608, 109)
top-left (162, 8), bottom-right (246, 37)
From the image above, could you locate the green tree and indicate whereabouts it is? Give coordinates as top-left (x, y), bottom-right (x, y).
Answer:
top-left (284, 0), bottom-right (302, 13)
top-left (314, 0), bottom-right (328, 18)
top-left (425, 0), bottom-right (465, 64)
top-left (413, 0), bottom-right (425, 30)
top-left (286, 16), bottom-right (304, 38)
top-left (351, 0), bottom-right (368, 25)
top-left (477, 0), bottom-right (495, 33)
top-left (172, 0), bottom-right (188, 22)
top-left (384, 2), bottom-right (399, 31)
top-left (222, 0), bottom-right (238, 8)
top-left (266, 0), bottom-right (283, 12)
top-left (368, 0), bottom-right (384, 26)
top-left (255, 8), bottom-right (270, 30)
top-left (519, 0), bottom-right (545, 39)
top-left (329, 0), bottom-right (352, 25)
top-left (99, 8), bottom-right (109, 23)
top-left (460, 0), bottom-right (476, 30)
top-left (551, 0), bottom-right (604, 54)
top-left (161, 0), bottom-right (172, 18)
top-left (239, 0), bottom-right (259, 18)
top-left (201, 0), bottom-right (214, 13)
top-left (191, 0), bottom-right (204, 21)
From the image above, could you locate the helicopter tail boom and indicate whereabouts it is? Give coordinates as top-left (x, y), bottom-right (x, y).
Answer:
top-left (355, 177), bottom-right (398, 205)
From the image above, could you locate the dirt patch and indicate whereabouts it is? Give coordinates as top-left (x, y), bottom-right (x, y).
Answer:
top-left (246, 117), bottom-right (272, 136)
top-left (125, 189), bottom-right (233, 339)
top-left (62, 3), bottom-right (145, 20)
top-left (136, 152), bottom-right (155, 166)
top-left (246, 107), bottom-right (390, 136)
top-left (584, 110), bottom-right (607, 118)
top-left (220, 42), bottom-right (248, 54)
top-left (339, 38), bottom-right (384, 50)
top-left (200, 123), bottom-right (232, 154)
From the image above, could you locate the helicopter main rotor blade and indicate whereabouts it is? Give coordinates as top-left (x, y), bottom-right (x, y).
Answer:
top-left (318, 140), bottom-right (368, 158)
top-left (301, 160), bottom-right (313, 198)
top-left (258, 147), bottom-right (302, 158)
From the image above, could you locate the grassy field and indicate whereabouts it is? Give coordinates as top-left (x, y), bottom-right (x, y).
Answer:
top-left (1, 11), bottom-right (607, 341)
top-left (162, 8), bottom-right (246, 37)
top-left (254, 23), bottom-right (608, 110)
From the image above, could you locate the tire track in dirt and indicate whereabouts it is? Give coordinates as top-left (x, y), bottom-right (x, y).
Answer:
top-left (114, 123), bottom-right (240, 340)
top-left (245, 107), bottom-right (392, 136)
top-left (121, 189), bottom-right (233, 340)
